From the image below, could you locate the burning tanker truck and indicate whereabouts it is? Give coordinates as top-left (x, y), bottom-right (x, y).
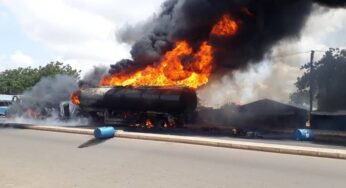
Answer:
top-left (70, 86), bottom-right (197, 128)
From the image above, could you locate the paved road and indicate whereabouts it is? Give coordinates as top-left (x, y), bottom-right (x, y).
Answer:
top-left (1, 128), bottom-right (346, 188)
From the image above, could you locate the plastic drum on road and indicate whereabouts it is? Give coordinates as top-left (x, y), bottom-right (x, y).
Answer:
top-left (94, 127), bottom-right (115, 139)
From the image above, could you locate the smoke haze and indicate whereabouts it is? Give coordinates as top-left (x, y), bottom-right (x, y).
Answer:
top-left (7, 75), bottom-right (79, 123)
top-left (17, 75), bottom-right (78, 109)
top-left (111, 0), bottom-right (346, 107)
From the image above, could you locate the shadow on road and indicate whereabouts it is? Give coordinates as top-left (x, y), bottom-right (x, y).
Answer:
top-left (0, 123), bottom-right (16, 129)
top-left (78, 138), bottom-right (111, 148)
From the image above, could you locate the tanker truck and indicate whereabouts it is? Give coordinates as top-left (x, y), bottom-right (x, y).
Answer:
top-left (67, 86), bottom-right (198, 128)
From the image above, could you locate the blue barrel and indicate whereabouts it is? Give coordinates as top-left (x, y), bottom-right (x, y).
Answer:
top-left (294, 129), bottom-right (313, 141)
top-left (94, 127), bottom-right (115, 139)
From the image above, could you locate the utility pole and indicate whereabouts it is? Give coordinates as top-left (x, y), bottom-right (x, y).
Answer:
top-left (308, 50), bottom-right (315, 127)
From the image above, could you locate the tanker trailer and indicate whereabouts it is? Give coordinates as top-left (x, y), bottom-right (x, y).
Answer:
top-left (71, 86), bottom-right (197, 128)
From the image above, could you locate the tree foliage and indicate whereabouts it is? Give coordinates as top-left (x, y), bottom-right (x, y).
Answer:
top-left (291, 48), bottom-right (346, 111)
top-left (0, 62), bottom-right (80, 95)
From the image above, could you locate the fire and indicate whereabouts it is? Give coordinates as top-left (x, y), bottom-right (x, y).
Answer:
top-left (101, 41), bottom-right (213, 89)
top-left (211, 14), bottom-right (238, 37)
top-left (26, 108), bottom-right (40, 119)
top-left (100, 13), bottom-right (238, 89)
top-left (145, 119), bottom-right (154, 129)
top-left (71, 92), bottom-right (80, 105)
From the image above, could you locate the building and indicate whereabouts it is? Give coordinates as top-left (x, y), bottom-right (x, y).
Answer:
top-left (198, 99), bottom-right (308, 131)
top-left (311, 111), bottom-right (346, 131)
top-left (236, 99), bottom-right (308, 130)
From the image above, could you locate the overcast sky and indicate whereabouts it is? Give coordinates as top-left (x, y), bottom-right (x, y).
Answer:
top-left (0, 0), bottom-right (164, 73)
top-left (0, 0), bottom-right (345, 78)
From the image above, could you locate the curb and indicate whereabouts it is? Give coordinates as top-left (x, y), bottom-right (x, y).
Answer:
top-left (115, 131), bottom-right (346, 160)
top-left (14, 124), bottom-right (94, 135)
top-left (9, 124), bottom-right (346, 160)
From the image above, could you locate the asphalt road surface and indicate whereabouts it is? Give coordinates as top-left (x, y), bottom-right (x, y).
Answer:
top-left (1, 128), bottom-right (346, 188)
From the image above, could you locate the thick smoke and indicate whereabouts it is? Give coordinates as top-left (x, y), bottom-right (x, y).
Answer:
top-left (112, 0), bottom-right (345, 76)
top-left (8, 75), bottom-right (78, 119)
top-left (79, 65), bottom-right (108, 88)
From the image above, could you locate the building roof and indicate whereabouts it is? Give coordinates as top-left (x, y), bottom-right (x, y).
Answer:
top-left (239, 99), bottom-right (308, 115)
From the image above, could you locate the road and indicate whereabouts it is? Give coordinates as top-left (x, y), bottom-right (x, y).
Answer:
top-left (1, 128), bottom-right (346, 188)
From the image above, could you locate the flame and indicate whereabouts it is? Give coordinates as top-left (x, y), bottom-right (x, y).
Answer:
top-left (146, 119), bottom-right (154, 129)
top-left (26, 108), bottom-right (40, 119)
top-left (101, 41), bottom-right (213, 89)
top-left (71, 92), bottom-right (80, 105)
top-left (211, 14), bottom-right (238, 37)
top-left (100, 13), bottom-right (238, 89)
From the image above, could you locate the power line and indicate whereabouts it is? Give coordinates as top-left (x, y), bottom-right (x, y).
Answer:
top-left (267, 50), bottom-right (328, 59)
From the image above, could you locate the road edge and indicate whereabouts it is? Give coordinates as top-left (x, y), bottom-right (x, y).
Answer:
top-left (8, 124), bottom-right (346, 160)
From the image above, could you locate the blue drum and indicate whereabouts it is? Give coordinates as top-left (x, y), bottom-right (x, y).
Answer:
top-left (294, 129), bottom-right (313, 141)
top-left (94, 127), bottom-right (115, 139)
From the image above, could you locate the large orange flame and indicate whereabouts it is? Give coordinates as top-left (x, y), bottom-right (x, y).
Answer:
top-left (211, 14), bottom-right (238, 37)
top-left (101, 41), bottom-right (213, 89)
top-left (100, 14), bottom-right (237, 89)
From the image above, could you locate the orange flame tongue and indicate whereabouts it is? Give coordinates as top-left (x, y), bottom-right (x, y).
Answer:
top-left (101, 41), bottom-right (213, 89)
top-left (71, 92), bottom-right (80, 105)
top-left (211, 14), bottom-right (238, 37)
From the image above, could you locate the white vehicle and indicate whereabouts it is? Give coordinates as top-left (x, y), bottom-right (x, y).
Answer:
top-left (0, 101), bottom-right (11, 117)
top-left (0, 95), bottom-right (20, 117)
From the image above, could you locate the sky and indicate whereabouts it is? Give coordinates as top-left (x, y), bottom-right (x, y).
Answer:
top-left (0, 0), bottom-right (345, 105)
top-left (0, 0), bottom-right (164, 73)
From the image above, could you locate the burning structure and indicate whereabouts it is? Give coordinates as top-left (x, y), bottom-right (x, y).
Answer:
top-left (6, 1), bottom-right (345, 129)
top-left (68, 0), bottom-right (345, 128)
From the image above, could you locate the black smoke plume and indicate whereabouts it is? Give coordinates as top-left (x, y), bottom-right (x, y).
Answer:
top-left (79, 65), bottom-right (108, 88)
top-left (110, 0), bottom-right (345, 77)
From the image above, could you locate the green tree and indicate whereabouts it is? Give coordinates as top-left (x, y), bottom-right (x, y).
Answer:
top-left (291, 48), bottom-right (346, 111)
top-left (0, 62), bottom-right (80, 95)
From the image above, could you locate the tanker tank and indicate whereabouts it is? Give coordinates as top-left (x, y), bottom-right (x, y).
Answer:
top-left (71, 86), bottom-right (198, 127)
